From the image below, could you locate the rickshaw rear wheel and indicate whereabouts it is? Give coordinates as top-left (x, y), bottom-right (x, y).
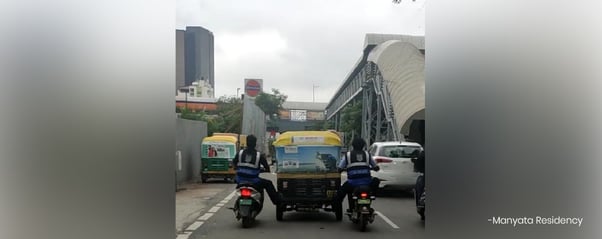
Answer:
top-left (276, 204), bottom-right (284, 221)
top-left (334, 203), bottom-right (343, 221)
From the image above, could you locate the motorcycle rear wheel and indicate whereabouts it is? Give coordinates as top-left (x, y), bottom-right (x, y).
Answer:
top-left (359, 214), bottom-right (368, 232)
top-left (242, 217), bottom-right (252, 228)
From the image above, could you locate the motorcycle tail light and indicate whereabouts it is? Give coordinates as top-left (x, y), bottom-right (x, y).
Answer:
top-left (360, 192), bottom-right (368, 199)
top-left (240, 188), bottom-right (252, 197)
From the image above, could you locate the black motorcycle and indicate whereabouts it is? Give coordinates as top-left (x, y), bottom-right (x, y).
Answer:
top-left (411, 150), bottom-right (425, 221)
top-left (414, 174), bottom-right (425, 220)
top-left (346, 185), bottom-right (376, 232)
top-left (231, 184), bottom-right (264, 228)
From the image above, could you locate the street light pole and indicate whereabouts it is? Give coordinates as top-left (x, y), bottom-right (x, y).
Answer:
top-left (180, 88), bottom-right (190, 111)
top-left (312, 84), bottom-right (319, 102)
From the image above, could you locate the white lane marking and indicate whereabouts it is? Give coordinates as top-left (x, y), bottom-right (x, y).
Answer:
top-left (189, 189), bottom-right (237, 231)
top-left (176, 231), bottom-right (192, 239)
top-left (224, 190), bottom-right (237, 200)
top-left (208, 206), bottom-right (220, 213)
top-left (375, 211), bottom-right (400, 229)
top-left (198, 213), bottom-right (214, 221)
top-left (185, 221), bottom-right (204, 231)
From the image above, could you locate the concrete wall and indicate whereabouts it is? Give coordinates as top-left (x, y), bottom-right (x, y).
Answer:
top-left (175, 118), bottom-right (207, 184)
top-left (241, 96), bottom-right (267, 153)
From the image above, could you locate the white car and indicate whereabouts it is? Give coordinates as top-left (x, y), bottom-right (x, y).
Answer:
top-left (369, 141), bottom-right (423, 192)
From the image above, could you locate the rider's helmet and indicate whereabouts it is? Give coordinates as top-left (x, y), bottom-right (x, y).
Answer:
top-left (351, 137), bottom-right (366, 151)
top-left (247, 134), bottom-right (257, 149)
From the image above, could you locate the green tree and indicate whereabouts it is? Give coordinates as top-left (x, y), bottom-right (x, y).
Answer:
top-left (340, 101), bottom-right (362, 146)
top-left (254, 89), bottom-right (287, 120)
top-left (216, 96), bottom-right (243, 133)
top-left (177, 96), bottom-right (243, 136)
top-left (306, 120), bottom-right (326, 131)
top-left (322, 120), bottom-right (334, 130)
top-left (180, 108), bottom-right (208, 121)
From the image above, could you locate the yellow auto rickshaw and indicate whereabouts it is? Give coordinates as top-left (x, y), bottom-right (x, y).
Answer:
top-left (201, 135), bottom-right (238, 183)
top-left (273, 131), bottom-right (343, 221)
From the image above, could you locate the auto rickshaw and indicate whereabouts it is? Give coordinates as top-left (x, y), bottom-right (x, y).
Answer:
top-left (200, 135), bottom-right (238, 183)
top-left (212, 133), bottom-right (247, 148)
top-left (273, 131), bottom-right (343, 221)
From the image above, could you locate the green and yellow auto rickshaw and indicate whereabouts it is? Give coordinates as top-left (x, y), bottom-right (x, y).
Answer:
top-left (273, 131), bottom-right (343, 221)
top-left (200, 135), bottom-right (238, 183)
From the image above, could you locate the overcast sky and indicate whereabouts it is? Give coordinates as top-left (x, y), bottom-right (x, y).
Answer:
top-left (177, 0), bottom-right (425, 102)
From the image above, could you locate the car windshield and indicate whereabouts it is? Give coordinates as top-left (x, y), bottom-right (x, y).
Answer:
top-left (378, 145), bottom-right (421, 158)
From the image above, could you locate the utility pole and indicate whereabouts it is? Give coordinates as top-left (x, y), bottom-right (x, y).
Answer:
top-left (179, 87), bottom-right (190, 111)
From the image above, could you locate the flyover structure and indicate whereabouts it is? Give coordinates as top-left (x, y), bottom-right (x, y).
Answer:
top-left (326, 34), bottom-right (425, 145)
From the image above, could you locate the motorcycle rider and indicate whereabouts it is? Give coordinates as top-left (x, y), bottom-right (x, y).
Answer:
top-left (335, 137), bottom-right (380, 212)
top-left (232, 134), bottom-right (281, 205)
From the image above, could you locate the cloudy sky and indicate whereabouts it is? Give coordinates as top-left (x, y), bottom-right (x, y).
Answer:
top-left (177, 0), bottom-right (425, 102)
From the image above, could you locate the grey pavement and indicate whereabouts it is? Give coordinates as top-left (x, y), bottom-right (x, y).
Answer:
top-left (175, 181), bottom-right (235, 234)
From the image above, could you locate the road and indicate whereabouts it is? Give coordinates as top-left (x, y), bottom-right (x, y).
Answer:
top-left (177, 171), bottom-right (424, 239)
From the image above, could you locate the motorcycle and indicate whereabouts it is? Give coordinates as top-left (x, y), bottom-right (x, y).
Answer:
top-left (411, 151), bottom-right (425, 221)
top-left (231, 184), bottom-right (264, 228)
top-left (414, 174), bottom-right (425, 220)
top-left (346, 185), bottom-right (376, 232)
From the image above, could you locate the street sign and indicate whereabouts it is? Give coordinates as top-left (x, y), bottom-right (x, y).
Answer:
top-left (244, 79), bottom-right (263, 97)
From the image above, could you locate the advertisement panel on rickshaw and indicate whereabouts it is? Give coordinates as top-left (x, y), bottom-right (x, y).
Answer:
top-left (273, 131), bottom-right (344, 221)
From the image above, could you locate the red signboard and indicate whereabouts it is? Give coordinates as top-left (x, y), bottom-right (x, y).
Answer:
top-left (244, 79), bottom-right (262, 97)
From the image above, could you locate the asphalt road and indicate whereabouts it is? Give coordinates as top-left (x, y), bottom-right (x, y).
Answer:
top-left (180, 172), bottom-right (424, 239)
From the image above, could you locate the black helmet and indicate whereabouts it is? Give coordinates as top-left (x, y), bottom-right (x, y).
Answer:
top-left (247, 134), bottom-right (257, 149)
top-left (351, 138), bottom-right (366, 150)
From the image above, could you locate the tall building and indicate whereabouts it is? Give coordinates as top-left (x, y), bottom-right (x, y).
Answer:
top-left (184, 26), bottom-right (214, 96)
top-left (175, 30), bottom-right (186, 94)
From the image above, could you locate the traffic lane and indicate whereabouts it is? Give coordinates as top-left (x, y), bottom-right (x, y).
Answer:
top-left (177, 180), bottom-right (237, 235)
top-left (372, 191), bottom-right (425, 234)
top-left (188, 172), bottom-right (424, 239)
top-left (176, 181), bottom-right (238, 233)
top-left (190, 199), bottom-right (419, 239)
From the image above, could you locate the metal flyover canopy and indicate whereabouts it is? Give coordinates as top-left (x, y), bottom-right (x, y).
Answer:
top-left (272, 131), bottom-right (342, 147)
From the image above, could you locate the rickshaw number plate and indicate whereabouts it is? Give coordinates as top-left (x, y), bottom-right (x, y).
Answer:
top-left (357, 199), bottom-right (371, 204)
top-left (239, 199), bottom-right (253, 205)
top-left (284, 146), bottom-right (298, 154)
